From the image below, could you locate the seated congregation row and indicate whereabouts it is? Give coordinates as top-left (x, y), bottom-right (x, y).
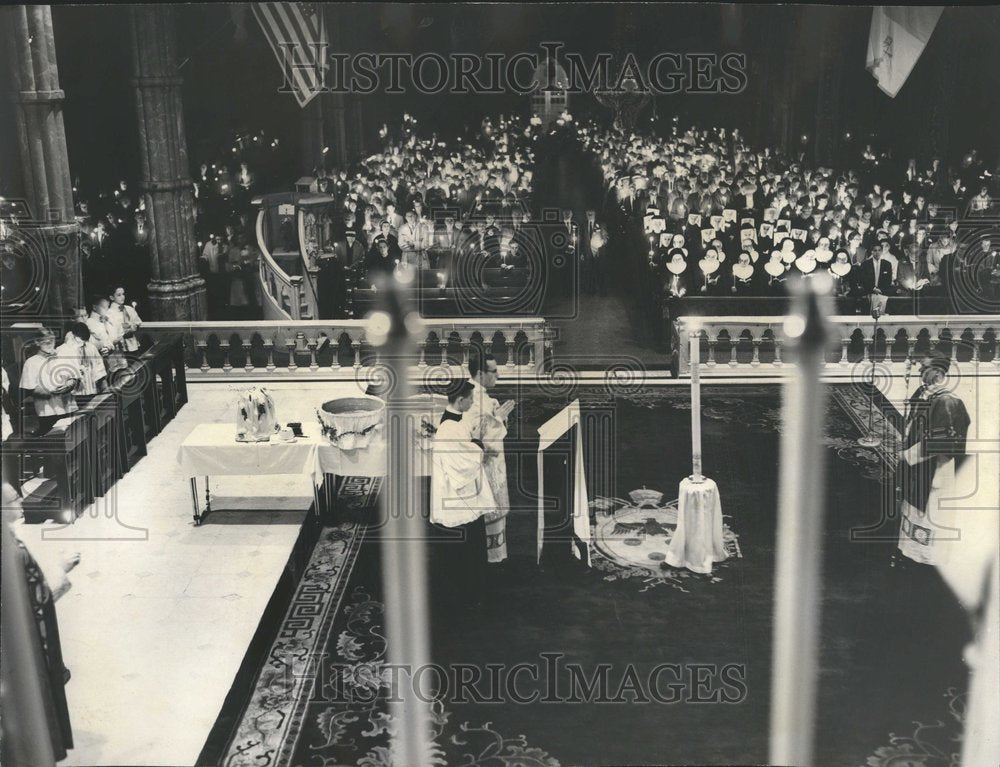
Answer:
top-left (301, 116), bottom-right (544, 317)
top-left (581, 121), bottom-right (999, 306)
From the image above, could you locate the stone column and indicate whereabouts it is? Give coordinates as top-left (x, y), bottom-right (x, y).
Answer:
top-left (923, 12), bottom-right (957, 165)
top-left (1, 4), bottom-right (81, 318)
top-left (129, 5), bottom-right (206, 320)
top-left (813, 8), bottom-right (844, 167)
top-left (301, 95), bottom-right (325, 175)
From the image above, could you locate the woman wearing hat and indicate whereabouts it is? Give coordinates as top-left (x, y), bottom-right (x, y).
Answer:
top-left (764, 250), bottom-right (789, 296)
top-left (664, 248), bottom-right (691, 299)
top-left (829, 249), bottom-right (856, 298)
top-left (697, 247), bottom-right (725, 295)
top-left (730, 251), bottom-right (758, 296)
top-left (793, 249), bottom-right (819, 280)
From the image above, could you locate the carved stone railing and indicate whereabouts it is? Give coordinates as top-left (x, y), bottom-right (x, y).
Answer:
top-left (139, 317), bottom-right (549, 382)
top-left (676, 315), bottom-right (1000, 377)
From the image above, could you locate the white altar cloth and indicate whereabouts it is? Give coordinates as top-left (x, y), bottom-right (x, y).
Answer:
top-left (177, 423), bottom-right (433, 481)
top-left (664, 476), bottom-right (727, 574)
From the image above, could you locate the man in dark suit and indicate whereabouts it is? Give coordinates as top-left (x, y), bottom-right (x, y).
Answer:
top-left (315, 251), bottom-right (347, 318)
top-left (485, 239), bottom-right (525, 270)
top-left (858, 243), bottom-right (896, 311)
top-left (332, 231), bottom-right (366, 268)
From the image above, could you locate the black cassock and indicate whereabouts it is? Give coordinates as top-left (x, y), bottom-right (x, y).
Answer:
top-left (897, 387), bottom-right (970, 512)
top-left (316, 256), bottom-right (347, 319)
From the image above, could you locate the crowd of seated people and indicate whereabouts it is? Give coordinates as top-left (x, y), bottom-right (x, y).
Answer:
top-left (299, 115), bottom-right (544, 317)
top-left (580, 120), bottom-right (999, 313)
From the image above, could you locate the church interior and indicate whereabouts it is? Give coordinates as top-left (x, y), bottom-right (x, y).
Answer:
top-left (1, 4), bottom-right (998, 767)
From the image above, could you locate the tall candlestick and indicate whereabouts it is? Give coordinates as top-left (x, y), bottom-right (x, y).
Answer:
top-left (689, 328), bottom-right (704, 482)
top-left (769, 281), bottom-right (831, 766)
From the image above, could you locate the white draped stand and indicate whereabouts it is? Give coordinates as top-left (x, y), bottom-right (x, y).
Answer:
top-left (666, 326), bottom-right (727, 575)
top-left (664, 477), bottom-right (726, 574)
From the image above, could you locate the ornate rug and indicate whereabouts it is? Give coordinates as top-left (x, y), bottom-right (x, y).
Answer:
top-left (862, 686), bottom-right (966, 767)
top-left (590, 488), bottom-right (742, 593)
top-left (222, 522), bottom-right (564, 767)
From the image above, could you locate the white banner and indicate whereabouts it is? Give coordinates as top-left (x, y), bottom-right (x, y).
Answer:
top-left (866, 6), bottom-right (944, 98)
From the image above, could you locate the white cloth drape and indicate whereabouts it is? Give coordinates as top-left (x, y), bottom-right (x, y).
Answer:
top-left (536, 400), bottom-right (590, 566)
top-left (664, 477), bottom-right (726, 575)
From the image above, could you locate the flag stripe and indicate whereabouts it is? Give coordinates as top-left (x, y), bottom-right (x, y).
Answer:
top-left (253, 2), bottom-right (327, 108)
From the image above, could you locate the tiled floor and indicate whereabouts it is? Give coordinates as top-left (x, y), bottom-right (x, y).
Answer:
top-left (14, 382), bottom-right (371, 767)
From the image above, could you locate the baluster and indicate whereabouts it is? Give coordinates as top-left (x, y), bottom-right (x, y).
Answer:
top-left (286, 338), bottom-right (298, 371)
top-left (308, 338), bottom-right (319, 372)
top-left (330, 334), bottom-right (342, 371)
top-left (950, 332), bottom-right (959, 365)
top-left (729, 331), bottom-right (738, 367)
top-left (773, 338), bottom-right (783, 366)
top-left (197, 340), bottom-right (209, 373)
top-left (706, 339), bottom-right (717, 367)
top-left (972, 335), bottom-right (982, 364)
top-left (417, 340), bottom-right (427, 368)
top-left (461, 337), bottom-right (471, 368)
top-left (438, 338), bottom-right (448, 368)
top-left (352, 337), bottom-right (362, 369)
top-left (243, 338), bottom-right (254, 373)
top-left (839, 337), bottom-right (850, 365)
top-left (528, 336), bottom-right (537, 369)
top-left (751, 336), bottom-right (761, 367)
top-left (220, 340), bottom-right (232, 372)
top-left (506, 335), bottom-right (516, 368)
top-left (264, 339), bottom-right (275, 372)
top-left (906, 337), bottom-right (916, 367)
top-left (862, 332), bottom-right (871, 363)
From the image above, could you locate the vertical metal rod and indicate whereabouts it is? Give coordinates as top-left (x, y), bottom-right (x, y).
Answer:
top-left (770, 282), bottom-right (831, 766)
top-left (689, 328), bottom-right (704, 482)
top-left (373, 274), bottom-right (432, 766)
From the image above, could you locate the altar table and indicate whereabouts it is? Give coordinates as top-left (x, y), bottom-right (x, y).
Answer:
top-left (177, 422), bottom-right (433, 524)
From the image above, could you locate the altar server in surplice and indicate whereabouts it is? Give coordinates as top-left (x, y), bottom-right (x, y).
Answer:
top-left (468, 352), bottom-right (516, 565)
top-left (430, 379), bottom-right (496, 604)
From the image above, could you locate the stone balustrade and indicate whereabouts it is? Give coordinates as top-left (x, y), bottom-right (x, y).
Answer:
top-left (139, 318), bottom-right (549, 382)
top-left (676, 315), bottom-right (1000, 377)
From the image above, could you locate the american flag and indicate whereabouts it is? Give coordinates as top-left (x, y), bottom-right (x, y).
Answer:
top-left (253, 3), bottom-right (329, 108)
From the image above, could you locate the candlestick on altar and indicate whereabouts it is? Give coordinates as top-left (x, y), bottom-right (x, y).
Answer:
top-left (370, 274), bottom-right (432, 767)
top-left (689, 324), bottom-right (704, 482)
top-left (769, 279), bottom-right (832, 766)
top-left (663, 319), bottom-right (727, 575)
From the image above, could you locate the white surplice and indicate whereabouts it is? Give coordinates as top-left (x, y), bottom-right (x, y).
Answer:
top-left (430, 413), bottom-right (495, 528)
top-left (470, 380), bottom-right (510, 562)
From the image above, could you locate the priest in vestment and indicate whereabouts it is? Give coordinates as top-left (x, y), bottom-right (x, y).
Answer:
top-left (896, 352), bottom-right (971, 566)
top-left (469, 352), bottom-right (516, 564)
top-left (430, 380), bottom-right (496, 602)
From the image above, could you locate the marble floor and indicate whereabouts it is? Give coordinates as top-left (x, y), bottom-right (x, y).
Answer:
top-left (14, 381), bottom-right (372, 767)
